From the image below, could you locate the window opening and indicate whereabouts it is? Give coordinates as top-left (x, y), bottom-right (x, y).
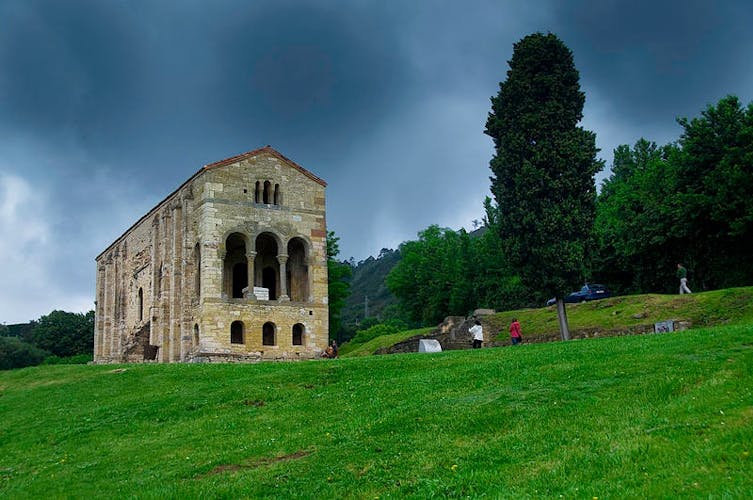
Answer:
top-left (137, 288), bottom-right (144, 321)
top-left (292, 323), bottom-right (304, 346)
top-left (263, 181), bottom-right (271, 204)
top-left (263, 322), bottom-right (276, 346)
top-left (224, 233), bottom-right (248, 299)
top-left (287, 238), bottom-right (309, 302)
top-left (231, 321), bottom-right (244, 344)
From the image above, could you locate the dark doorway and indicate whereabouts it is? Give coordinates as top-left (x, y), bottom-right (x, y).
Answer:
top-left (262, 266), bottom-right (277, 300)
top-left (232, 262), bottom-right (248, 298)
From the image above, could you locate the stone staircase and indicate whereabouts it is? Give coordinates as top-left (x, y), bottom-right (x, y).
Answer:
top-left (374, 314), bottom-right (493, 354)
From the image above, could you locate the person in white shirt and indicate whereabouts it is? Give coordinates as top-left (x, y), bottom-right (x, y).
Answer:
top-left (469, 320), bottom-right (483, 349)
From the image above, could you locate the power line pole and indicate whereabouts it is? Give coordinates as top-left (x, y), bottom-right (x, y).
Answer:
top-left (364, 295), bottom-right (369, 318)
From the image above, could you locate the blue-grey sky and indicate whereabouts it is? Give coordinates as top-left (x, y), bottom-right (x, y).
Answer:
top-left (1, 0), bottom-right (752, 323)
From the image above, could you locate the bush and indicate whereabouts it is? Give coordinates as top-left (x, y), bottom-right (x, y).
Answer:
top-left (0, 336), bottom-right (50, 370)
top-left (42, 354), bottom-right (93, 365)
top-left (31, 310), bottom-right (94, 358)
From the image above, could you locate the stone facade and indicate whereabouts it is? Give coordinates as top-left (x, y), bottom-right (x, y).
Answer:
top-left (94, 147), bottom-right (329, 363)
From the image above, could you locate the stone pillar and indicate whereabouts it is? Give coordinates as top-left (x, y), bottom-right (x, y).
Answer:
top-left (112, 249), bottom-right (121, 361)
top-left (103, 257), bottom-right (113, 360)
top-left (179, 198), bottom-right (191, 361)
top-left (160, 211), bottom-right (172, 363)
top-left (277, 254), bottom-right (289, 301)
top-left (94, 264), bottom-right (105, 361)
top-left (169, 205), bottom-right (182, 362)
top-left (150, 217), bottom-right (161, 357)
top-left (245, 251), bottom-right (257, 300)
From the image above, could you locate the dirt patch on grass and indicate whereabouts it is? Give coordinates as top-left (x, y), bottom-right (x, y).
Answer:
top-left (107, 368), bottom-right (128, 374)
top-left (200, 450), bottom-right (312, 477)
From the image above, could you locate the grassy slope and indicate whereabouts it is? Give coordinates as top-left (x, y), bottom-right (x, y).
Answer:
top-left (483, 287), bottom-right (753, 341)
top-left (338, 327), bottom-right (435, 357)
top-left (345, 287), bottom-right (753, 356)
top-left (1, 326), bottom-right (752, 498)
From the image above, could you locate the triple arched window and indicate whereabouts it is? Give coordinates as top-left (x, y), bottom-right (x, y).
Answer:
top-left (254, 180), bottom-right (281, 206)
top-left (222, 232), bottom-right (310, 303)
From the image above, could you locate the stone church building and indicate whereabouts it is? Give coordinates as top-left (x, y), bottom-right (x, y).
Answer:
top-left (94, 146), bottom-right (329, 363)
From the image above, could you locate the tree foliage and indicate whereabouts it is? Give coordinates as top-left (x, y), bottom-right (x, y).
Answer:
top-left (386, 215), bottom-right (528, 326)
top-left (30, 310), bottom-right (94, 358)
top-left (485, 32), bottom-right (602, 302)
top-left (326, 231), bottom-right (352, 340)
top-left (594, 95), bottom-right (753, 293)
top-left (387, 225), bottom-right (475, 325)
top-left (0, 336), bottom-right (50, 370)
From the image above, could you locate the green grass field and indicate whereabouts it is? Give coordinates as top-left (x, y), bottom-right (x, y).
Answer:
top-left (343, 287), bottom-right (753, 357)
top-left (2, 325), bottom-right (752, 498)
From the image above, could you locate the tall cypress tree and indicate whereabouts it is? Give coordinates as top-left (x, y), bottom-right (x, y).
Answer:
top-left (485, 33), bottom-right (602, 339)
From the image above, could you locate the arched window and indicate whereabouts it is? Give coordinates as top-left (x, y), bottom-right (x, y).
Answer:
top-left (287, 238), bottom-right (309, 302)
top-left (255, 181), bottom-right (261, 203)
top-left (224, 233), bottom-right (248, 299)
top-left (263, 181), bottom-right (271, 204)
top-left (292, 323), bottom-right (304, 346)
top-left (255, 233), bottom-right (279, 300)
top-left (231, 321), bottom-right (244, 344)
top-left (137, 288), bottom-right (144, 321)
top-left (273, 183), bottom-right (281, 205)
top-left (262, 322), bottom-right (276, 346)
top-left (193, 323), bottom-right (200, 347)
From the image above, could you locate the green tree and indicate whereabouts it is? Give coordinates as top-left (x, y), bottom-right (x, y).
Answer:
top-left (485, 32), bottom-right (602, 339)
top-left (30, 310), bottom-right (94, 358)
top-left (386, 225), bottom-right (481, 325)
top-left (674, 95), bottom-right (753, 288)
top-left (0, 336), bottom-right (50, 370)
top-left (472, 197), bottom-right (529, 310)
top-left (594, 96), bottom-right (753, 295)
top-left (326, 231), bottom-right (352, 342)
top-left (594, 140), bottom-right (683, 293)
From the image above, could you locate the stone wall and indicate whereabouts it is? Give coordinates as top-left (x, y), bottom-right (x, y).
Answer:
top-left (94, 147), bottom-right (329, 363)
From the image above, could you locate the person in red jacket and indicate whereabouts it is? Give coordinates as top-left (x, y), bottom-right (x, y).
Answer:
top-left (509, 318), bottom-right (522, 345)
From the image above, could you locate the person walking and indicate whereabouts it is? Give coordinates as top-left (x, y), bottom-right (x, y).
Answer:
top-left (509, 318), bottom-right (522, 345)
top-left (469, 320), bottom-right (483, 349)
top-left (677, 263), bottom-right (692, 294)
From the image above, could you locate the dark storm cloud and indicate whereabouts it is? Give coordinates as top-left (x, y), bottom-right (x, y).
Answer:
top-left (552, 0), bottom-right (753, 127)
top-left (1, 0), bottom-right (752, 323)
top-left (206, 2), bottom-right (412, 163)
top-left (0, 1), bottom-right (145, 156)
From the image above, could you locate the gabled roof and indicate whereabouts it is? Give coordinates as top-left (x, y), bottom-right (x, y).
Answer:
top-left (203, 146), bottom-right (327, 187)
top-left (96, 146), bottom-right (326, 260)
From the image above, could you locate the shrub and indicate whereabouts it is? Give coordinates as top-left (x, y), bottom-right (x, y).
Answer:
top-left (42, 354), bottom-right (93, 365)
top-left (0, 336), bottom-right (50, 370)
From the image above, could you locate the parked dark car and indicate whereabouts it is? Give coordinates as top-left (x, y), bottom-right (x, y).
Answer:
top-left (546, 284), bottom-right (612, 306)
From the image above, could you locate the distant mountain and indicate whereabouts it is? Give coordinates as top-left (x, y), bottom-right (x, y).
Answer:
top-left (340, 248), bottom-right (401, 329)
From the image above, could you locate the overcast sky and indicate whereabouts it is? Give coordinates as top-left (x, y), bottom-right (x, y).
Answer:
top-left (1, 0), bottom-right (752, 324)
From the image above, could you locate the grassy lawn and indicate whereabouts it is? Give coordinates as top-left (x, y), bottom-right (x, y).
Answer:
top-left (485, 287), bottom-right (753, 341)
top-left (343, 287), bottom-right (753, 356)
top-left (1, 325), bottom-right (752, 498)
top-left (339, 327), bottom-right (435, 357)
